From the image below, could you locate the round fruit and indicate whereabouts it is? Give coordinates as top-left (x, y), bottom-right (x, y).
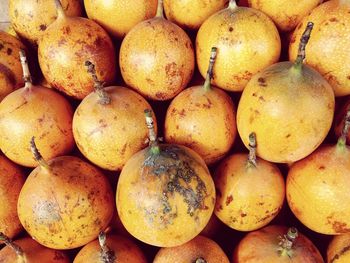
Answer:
top-left (116, 110), bottom-right (215, 247)
top-left (233, 226), bottom-right (324, 262)
top-left (327, 233), bottom-right (350, 263)
top-left (153, 235), bottom-right (229, 263)
top-left (84, 0), bottom-right (158, 39)
top-left (164, 47), bottom-right (236, 165)
top-left (289, 0), bottom-right (350, 96)
top-left (38, 0), bottom-right (116, 99)
top-left (17, 138), bottom-right (114, 249)
top-left (119, 0), bottom-right (195, 100)
top-left (196, 0), bottom-right (280, 92)
top-left (237, 22), bottom-right (334, 163)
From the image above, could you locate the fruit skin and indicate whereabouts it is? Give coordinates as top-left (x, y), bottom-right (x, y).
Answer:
top-left (153, 235), bottom-right (229, 263)
top-left (164, 85), bottom-right (236, 165)
top-left (0, 237), bottom-right (70, 263)
top-left (233, 225), bottom-right (324, 263)
top-left (247, 0), bottom-right (323, 32)
top-left (163, 0), bottom-right (228, 30)
top-left (0, 155), bottom-right (25, 239)
top-left (84, 0), bottom-right (158, 39)
top-left (327, 233), bottom-right (350, 263)
top-left (237, 61), bottom-right (334, 163)
top-left (17, 156), bottom-right (114, 249)
top-left (289, 0), bottom-right (350, 96)
top-left (214, 154), bottom-right (285, 231)
top-left (117, 144), bottom-right (215, 247)
top-left (73, 234), bottom-right (147, 263)
top-left (73, 86), bottom-right (158, 171)
top-left (9, 0), bottom-right (82, 45)
top-left (196, 5), bottom-right (280, 92)
top-left (119, 17), bottom-right (195, 101)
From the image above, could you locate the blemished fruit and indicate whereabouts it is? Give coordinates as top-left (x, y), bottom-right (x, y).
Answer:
top-left (237, 22), bottom-right (334, 163)
top-left (0, 155), bottom-right (25, 239)
top-left (196, 0), bottom-right (280, 92)
top-left (289, 0), bottom-right (350, 96)
top-left (116, 110), bottom-right (215, 247)
top-left (153, 235), bottom-right (229, 263)
top-left (119, 0), bottom-right (195, 100)
top-left (38, 0), bottom-right (116, 100)
top-left (73, 232), bottom-right (147, 263)
top-left (214, 133), bottom-right (285, 231)
top-left (84, 0), bottom-right (158, 39)
top-left (17, 138), bottom-right (114, 249)
top-left (9, 0), bottom-right (82, 45)
top-left (233, 226), bottom-right (324, 263)
top-left (247, 0), bottom-right (323, 32)
top-left (327, 233), bottom-right (350, 263)
top-left (163, 0), bottom-right (228, 30)
top-left (286, 109), bottom-right (350, 235)
top-left (164, 47), bottom-right (236, 165)
top-left (0, 51), bottom-right (74, 167)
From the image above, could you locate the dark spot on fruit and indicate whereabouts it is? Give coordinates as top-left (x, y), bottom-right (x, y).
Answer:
top-left (258, 77), bottom-right (267, 87)
top-left (120, 143), bottom-right (127, 156)
top-left (0, 43), bottom-right (3, 51)
top-left (225, 195), bottom-right (233, 206)
top-left (319, 166), bottom-right (325, 170)
top-left (329, 245), bottom-right (350, 263)
top-left (62, 26), bottom-right (71, 34)
top-left (258, 202), bottom-right (264, 206)
top-left (285, 134), bottom-right (291, 138)
top-left (252, 92), bottom-right (257, 97)
top-left (6, 48), bottom-right (12, 55)
top-left (174, 37), bottom-right (178, 41)
top-left (347, 75), bottom-right (350, 80)
top-left (176, 125), bottom-right (179, 129)
top-left (39, 24), bottom-right (47, 31)
top-left (229, 26), bottom-right (233, 32)
top-left (332, 221), bottom-right (350, 233)
top-left (258, 96), bottom-right (265, 102)
top-left (256, 208), bottom-right (279, 223)
top-left (178, 109), bottom-right (186, 118)
top-left (329, 17), bottom-right (338, 22)
top-left (241, 212), bottom-right (247, 217)
top-left (146, 78), bottom-right (154, 85)
top-left (155, 92), bottom-right (167, 100)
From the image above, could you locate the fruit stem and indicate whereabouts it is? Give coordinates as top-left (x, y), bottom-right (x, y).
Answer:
top-left (337, 108), bottom-right (350, 148)
top-left (144, 109), bottom-right (160, 155)
top-left (54, 0), bottom-right (66, 18)
top-left (19, 50), bottom-right (32, 90)
top-left (30, 137), bottom-right (51, 172)
top-left (277, 227), bottom-right (298, 258)
top-left (247, 132), bottom-right (257, 168)
top-left (293, 22), bottom-right (313, 71)
top-left (228, 0), bottom-right (238, 10)
top-left (85, 61), bottom-right (111, 105)
top-left (98, 232), bottom-right (116, 263)
top-left (0, 232), bottom-right (26, 263)
top-left (195, 258), bottom-right (207, 263)
top-left (156, 0), bottom-right (164, 18)
top-left (203, 47), bottom-right (217, 92)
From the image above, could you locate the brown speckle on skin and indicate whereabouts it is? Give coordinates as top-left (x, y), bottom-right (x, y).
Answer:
top-left (347, 75), bottom-right (350, 80)
top-left (285, 134), bottom-right (291, 138)
top-left (330, 245), bottom-right (350, 263)
top-left (258, 77), bottom-right (267, 87)
top-left (329, 17), bottom-right (339, 22)
top-left (6, 48), bottom-right (12, 55)
top-left (241, 212), bottom-right (247, 217)
top-left (39, 24), bottom-right (47, 31)
top-left (319, 166), bottom-right (325, 170)
top-left (225, 195), bottom-right (233, 206)
top-left (229, 26), bottom-right (233, 32)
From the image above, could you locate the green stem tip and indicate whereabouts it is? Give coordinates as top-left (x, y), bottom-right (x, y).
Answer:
top-left (144, 109), bottom-right (160, 155)
top-left (294, 22), bottom-right (314, 69)
top-left (277, 227), bottom-right (298, 257)
top-left (338, 108), bottom-right (350, 147)
top-left (203, 47), bottom-right (217, 91)
top-left (247, 132), bottom-right (257, 167)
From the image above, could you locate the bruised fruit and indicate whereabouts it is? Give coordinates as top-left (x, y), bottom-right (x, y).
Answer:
top-left (17, 138), bottom-right (114, 249)
top-left (119, 0), bottom-right (195, 100)
top-left (164, 47), bottom-right (236, 165)
top-left (327, 233), bottom-right (350, 263)
top-left (0, 50), bottom-right (74, 167)
top-left (196, 0), bottom-right (280, 92)
top-left (116, 110), bottom-right (215, 247)
top-left (38, 0), bottom-right (116, 99)
top-left (237, 22), bottom-right (334, 163)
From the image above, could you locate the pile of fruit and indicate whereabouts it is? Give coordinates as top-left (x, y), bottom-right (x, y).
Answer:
top-left (1, 0), bottom-right (350, 262)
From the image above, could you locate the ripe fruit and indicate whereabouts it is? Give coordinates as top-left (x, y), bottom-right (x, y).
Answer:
top-left (38, 0), bottom-right (116, 99)
top-left (289, 0), bottom-right (350, 96)
top-left (116, 110), bottom-right (215, 247)
top-left (286, 109), bottom-right (350, 235)
top-left (237, 22), bottom-right (334, 163)
top-left (0, 50), bottom-right (74, 167)
top-left (84, 0), bottom-right (158, 39)
top-left (17, 138), bottom-right (114, 249)
top-left (73, 61), bottom-right (157, 171)
top-left (327, 233), bottom-right (350, 263)
top-left (164, 47), bottom-right (236, 165)
top-left (233, 226), bottom-right (324, 262)
top-left (196, 0), bottom-right (280, 92)
top-left (119, 0), bottom-right (195, 100)
top-left (153, 235), bottom-right (229, 263)
top-left (9, 0), bottom-right (82, 45)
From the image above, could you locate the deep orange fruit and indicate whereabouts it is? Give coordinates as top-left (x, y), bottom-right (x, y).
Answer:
top-left (327, 233), bottom-right (350, 263)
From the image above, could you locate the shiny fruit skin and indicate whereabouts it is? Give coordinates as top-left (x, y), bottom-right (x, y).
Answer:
top-left (0, 155), bottom-right (25, 239)
top-left (237, 62), bottom-right (334, 163)
top-left (163, 0), bottom-right (228, 30)
top-left (214, 154), bottom-right (285, 231)
top-left (117, 144), bottom-right (215, 247)
top-left (84, 0), bottom-right (158, 39)
top-left (119, 17), bottom-right (195, 101)
top-left (327, 233), bottom-right (350, 263)
top-left (247, 0), bottom-right (323, 32)
top-left (153, 235), bottom-right (229, 263)
top-left (38, 15), bottom-right (116, 100)
top-left (9, 0), bottom-right (82, 45)
top-left (17, 156), bottom-right (114, 249)
top-left (73, 86), bottom-right (157, 171)
top-left (233, 225), bottom-right (324, 263)
top-left (0, 86), bottom-right (74, 167)
top-left (289, 0), bottom-right (350, 96)
top-left (164, 85), bottom-right (236, 165)
top-left (196, 6), bottom-right (280, 92)
top-left (73, 234), bottom-right (147, 263)
top-left (287, 144), bottom-right (350, 235)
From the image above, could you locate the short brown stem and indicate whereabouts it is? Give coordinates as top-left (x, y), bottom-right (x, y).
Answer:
top-left (194, 257), bottom-right (207, 263)
top-left (337, 108), bottom-right (350, 147)
top-left (156, 0), bottom-right (164, 18)
top-left (54, 0), bottom-right (66, 18)
top-left (277, 227), bottom-right (298, 258)
top-left (247, 132), bottom-right (257, 167)
top-left (203, 47), bottom-right (217, 92)
top-left (0, 232), bottom-right (26, 262)
top-left (30, 137), bottom-right (51, 171)
top-left (19, 50), bottom-right (32, 89)
top-left (98, 232), bottom-right (116, 263)
top-left (294, 22), bottom-right (313, 69)
top-left (144, 109), bottom-right (160, 155)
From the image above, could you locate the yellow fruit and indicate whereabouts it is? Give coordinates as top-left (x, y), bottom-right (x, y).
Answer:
top-left (327, 233), bottom-right (350, 263)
